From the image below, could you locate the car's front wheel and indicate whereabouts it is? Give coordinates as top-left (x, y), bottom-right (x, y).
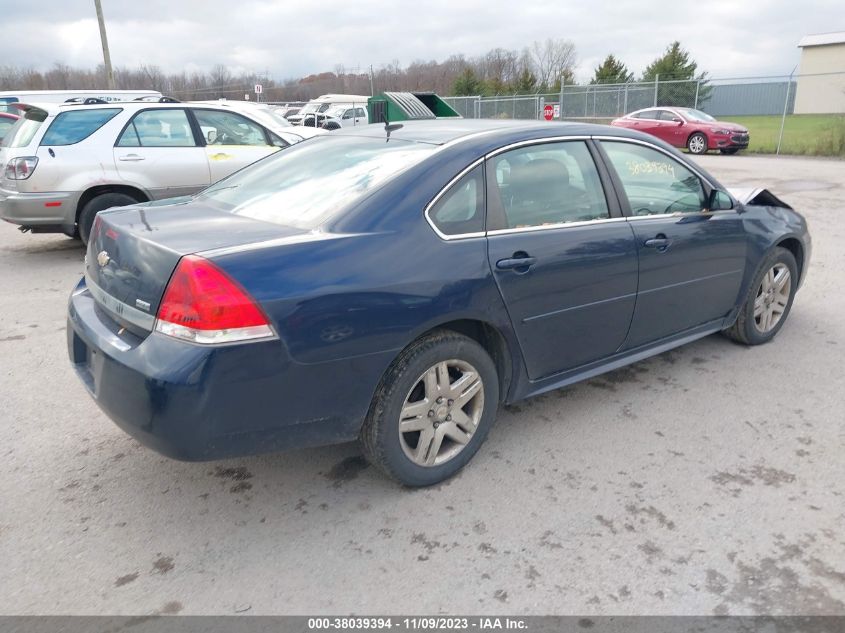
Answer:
top-left (361, 330), bottom-right (499, 486)
top-left (687, 132), bottom-right (708, 154)
top-left (723, 247), bottom-right (798, 345)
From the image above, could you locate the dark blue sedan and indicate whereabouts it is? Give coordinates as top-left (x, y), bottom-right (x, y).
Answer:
top-left (67, 120), bottom-right (811, 486)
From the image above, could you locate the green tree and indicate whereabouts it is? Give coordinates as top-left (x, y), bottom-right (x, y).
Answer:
top-left (641, 41), bottom-right (710, 107)
top-left (591, 54), bottom-right (634, 84)
top-left (452, 68), bottom-right (486, 96)
top-left (512, 68), bottom-right (538, 94)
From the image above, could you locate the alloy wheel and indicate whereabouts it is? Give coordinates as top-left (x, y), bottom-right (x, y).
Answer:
top-left (398, 359), bottom-right (484, 467)
top-left (754, 263), bottom-right (791, 333)
top-left (688, 134), bottom-right (707, 154)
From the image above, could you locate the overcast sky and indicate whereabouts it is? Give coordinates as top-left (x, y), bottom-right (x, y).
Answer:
top-left (1, 0), bottom-right (841, 82)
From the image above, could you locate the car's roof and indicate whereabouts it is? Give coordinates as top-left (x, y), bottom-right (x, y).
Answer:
top-left (332, 118), bottom-right (624, 145)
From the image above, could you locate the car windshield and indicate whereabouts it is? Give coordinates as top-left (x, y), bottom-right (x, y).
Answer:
top-left (244, 106), bottom-right (291, 128)
top-left (194, 136), bottom-right (437, 229)
top-left (682, 109), bottom-right (716, 122)
top-left (299, 103), bottom-right (322, 114)
top-left (325, 106), bottom-right (346, 117)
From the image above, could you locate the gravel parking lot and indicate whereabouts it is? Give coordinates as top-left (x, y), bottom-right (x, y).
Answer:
top-left (1, 154), bottom-right (843, 616)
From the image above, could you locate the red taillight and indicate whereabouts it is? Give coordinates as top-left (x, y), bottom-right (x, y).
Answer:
top-left (155, 255), bottom-right (274, 344)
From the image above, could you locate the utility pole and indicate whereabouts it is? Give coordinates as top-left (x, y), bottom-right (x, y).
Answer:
top-left (94, 0), bottom-right (115, 89)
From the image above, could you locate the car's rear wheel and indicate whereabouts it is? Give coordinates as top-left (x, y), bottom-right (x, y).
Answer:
top-left (720, 148), bottom-right (740, 155)
top-left (78, 192), bottom-right (140, 245)
top-left (687, 132), bottom-right (708, 155)
top-left (723, 247), bottom-right (798, 345)
top-left (360, 330), bottom-right (499, 486)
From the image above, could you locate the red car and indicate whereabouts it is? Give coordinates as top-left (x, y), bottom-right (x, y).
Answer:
top-left (0, 112), bottom-right (19, 143)
top-left (610, 107), bottom-right (749, 155)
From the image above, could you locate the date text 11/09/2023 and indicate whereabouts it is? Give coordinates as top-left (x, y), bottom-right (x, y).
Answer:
top-left (307, 617), bottom-right (528, 630)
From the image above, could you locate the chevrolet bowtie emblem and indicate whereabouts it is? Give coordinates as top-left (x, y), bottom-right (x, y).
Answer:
top-left (97, 250), bottom-right (110, 267)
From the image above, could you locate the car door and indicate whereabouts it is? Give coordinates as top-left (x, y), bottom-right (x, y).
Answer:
top-left (114, 108), bottom-right (210, 199)
top-left (484, 139), bottom-right (639, 380)
top-left (191, 109), bottom-right (284, 183)
top-left (597, 139), bottom-right (747, 348)
top-left (629, 109), bottom-right (661, 138)
top-left (657, 109), bottom-right (687, 146)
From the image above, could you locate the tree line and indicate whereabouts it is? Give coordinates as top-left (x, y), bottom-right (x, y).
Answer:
top-left (0, 41), bottom-right (707, 105)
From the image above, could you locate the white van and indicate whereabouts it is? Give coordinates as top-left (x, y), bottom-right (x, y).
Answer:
top-left (287, 94), bottom-right (370, 126)
top-left (0, 90), bottom-right (163, 113)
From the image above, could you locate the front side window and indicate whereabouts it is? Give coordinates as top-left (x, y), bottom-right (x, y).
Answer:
top-left (601, 141), bottom-right (706, 215)
top-left (634, 110), bottom-right (659, 120)
top-left (193, 110), bottom-right (268, 146)
top-left (658, 110), bottom-right (678, 121)
top-left (41, 108), bottom-right (121, 146)
top-left (487, 141), bottom-right (610, 230)
top-left (428, 165), bottom-right (484, 236)
top-left (117, 109), bottom-right (196, 147)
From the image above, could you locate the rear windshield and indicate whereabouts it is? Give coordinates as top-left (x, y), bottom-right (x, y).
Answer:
top-left (194, 136), bottom-right (437, 229)
top-left (40, 108), bottom-right (121, 146)
top-left (0, 109), bottom-right (46, 148)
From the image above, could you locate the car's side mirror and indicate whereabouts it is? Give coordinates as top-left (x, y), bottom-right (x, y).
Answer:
top-left (708, 189), bottom-right (734, 211)
top-left (673, 117), bottom-right (683, 124)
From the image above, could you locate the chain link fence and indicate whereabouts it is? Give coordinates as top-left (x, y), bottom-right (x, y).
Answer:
top-left (443, 72), bottom-right (845, 155)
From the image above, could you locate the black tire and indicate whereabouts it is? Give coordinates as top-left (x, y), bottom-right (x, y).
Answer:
top-left (720, 148), bottom-right (740, 155)
top-left (78, 192), bottom-right (140, 245)
top-left (687, 132), bottom-right (708, 155)
top-left (723, 247), bottom-right (798, 345)
top-left (322, 121), bottom-right (341, 131)
top-left (360, 330), bottom-right (499, 487)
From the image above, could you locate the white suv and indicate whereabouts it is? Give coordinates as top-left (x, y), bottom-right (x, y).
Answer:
top-left (0, 98), bottom-right (323, 243)
top-left (320, 104), bottom-right (369, 130)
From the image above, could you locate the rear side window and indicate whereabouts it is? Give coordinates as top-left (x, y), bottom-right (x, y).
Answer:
top-left (117, 109), bottom-right (196, 147)
top-left (428, 165), bottom-right (485, 236)
top-left (488, 141), bottom-right (610, 230)
top-left (41, 108), bottom-right (121, 146)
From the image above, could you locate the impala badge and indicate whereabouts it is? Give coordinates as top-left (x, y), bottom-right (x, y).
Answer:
top-left (97, 250), bottom-right (110, 267)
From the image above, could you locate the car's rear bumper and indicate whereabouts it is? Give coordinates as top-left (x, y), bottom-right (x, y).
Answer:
top-left (67, 278), bottom-right (377, 461)
top-left (0, 186), bottom-right (79, 233)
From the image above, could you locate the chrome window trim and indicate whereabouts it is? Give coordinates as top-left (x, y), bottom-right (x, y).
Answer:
top-left (423, 134), bottom-right (732, 242)
top-left (625, 209), bottom-right (736, 221)
top-left (486, 216), bottom-right (628, 237)
top-left (483, 135), bottom-right (591, 159)
top-left (424, 136), bottom-right (603, 241)
top-left (85, 270), bottom-right (155, 332)
top-left (423, 156), bottom-right (486, 242)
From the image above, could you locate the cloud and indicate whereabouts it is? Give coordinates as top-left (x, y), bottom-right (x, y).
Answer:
top-left (1, 0), bottom-right (840, 81)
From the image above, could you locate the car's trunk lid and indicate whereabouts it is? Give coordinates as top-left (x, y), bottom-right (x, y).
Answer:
top-left (85, 199), bottom-right (307, 333)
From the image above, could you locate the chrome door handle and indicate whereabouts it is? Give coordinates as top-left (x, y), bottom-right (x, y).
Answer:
top-left (118, 154), bottom-right (145, 162)
top-left (644, 234), bottom-right (671, 251)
